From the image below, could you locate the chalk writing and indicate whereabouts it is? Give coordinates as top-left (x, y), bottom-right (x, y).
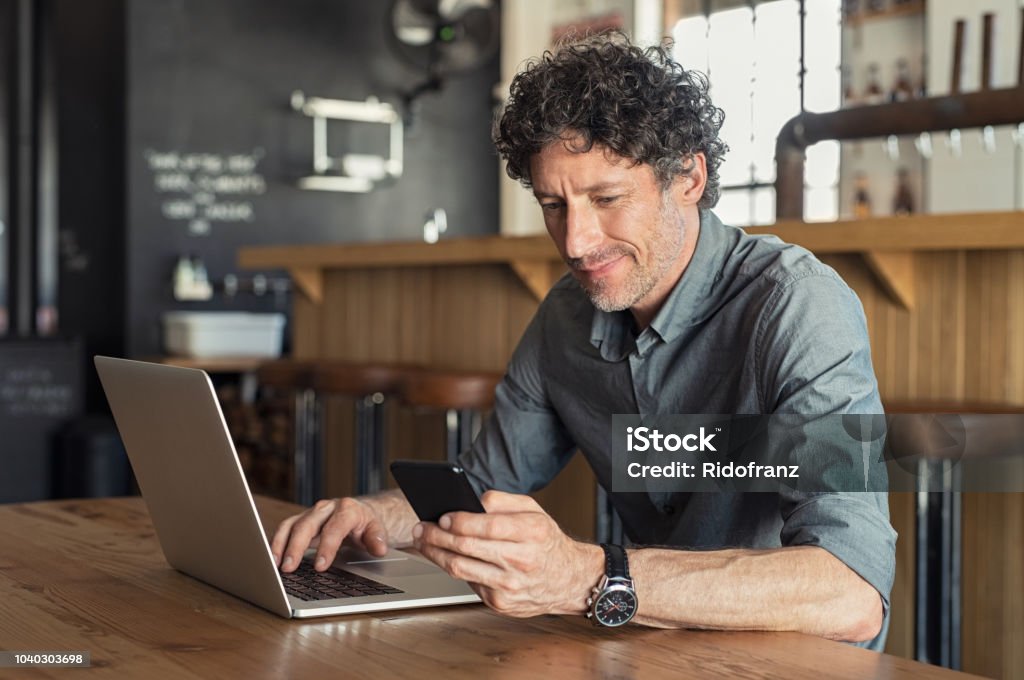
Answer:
top-left (144, 148), bottom-right (267, 235)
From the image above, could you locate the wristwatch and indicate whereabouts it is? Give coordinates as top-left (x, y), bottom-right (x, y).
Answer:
top-left (586, 544), bottom-right (638, 627)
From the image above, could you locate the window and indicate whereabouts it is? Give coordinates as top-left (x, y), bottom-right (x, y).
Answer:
top-left (672, 0), bottom-right (842, 225)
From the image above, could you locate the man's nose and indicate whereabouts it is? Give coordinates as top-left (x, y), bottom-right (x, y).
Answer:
top-left (563, 203), bottom-right (602, 260)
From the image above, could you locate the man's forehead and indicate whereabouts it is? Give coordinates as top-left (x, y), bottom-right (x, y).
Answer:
top-left (529, 142), bottom-right (648, 193)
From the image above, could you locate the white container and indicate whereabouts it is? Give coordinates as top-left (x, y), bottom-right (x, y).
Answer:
top-left (163, 312), bottom-right (286, 358)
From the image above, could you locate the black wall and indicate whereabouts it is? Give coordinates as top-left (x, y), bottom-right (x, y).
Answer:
top-left (54, 0), bottom-right (126, 410)
top-left (125, 0), bottom-right (501, 356)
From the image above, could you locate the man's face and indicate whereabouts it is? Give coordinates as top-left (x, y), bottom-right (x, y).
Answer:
top-left (529, 139), bottom-right (687, 316)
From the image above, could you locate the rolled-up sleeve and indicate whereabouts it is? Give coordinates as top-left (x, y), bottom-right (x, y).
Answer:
top-left (779, 492), bottom-right (897, 613)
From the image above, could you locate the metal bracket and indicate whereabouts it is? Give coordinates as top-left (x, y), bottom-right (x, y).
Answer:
top-left (291, 90), bottom-right (404, 192)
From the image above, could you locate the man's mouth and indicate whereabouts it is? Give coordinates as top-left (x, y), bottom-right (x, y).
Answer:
top-left (580, 256), bottom-right (625, 276)
top-left (573, 253), bottom-right (629, 276)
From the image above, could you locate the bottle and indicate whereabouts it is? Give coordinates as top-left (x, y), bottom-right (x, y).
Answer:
top-left (173, 255), bottom-right (195, 301)
top-left (893, 168), bottom-right (915, 215)
top-left (864, 63), bottom-right (885, 105)
top-left (916, 54), bottom-right (927, 99)
top-left (853, 173), bottom-right (872, 219)
top-left (890, 59), bottom-right (914, 102)
top-left (842, 66), bottom-right (857, 107)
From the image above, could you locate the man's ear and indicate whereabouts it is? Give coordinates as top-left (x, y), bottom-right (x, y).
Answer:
top-left (671, 152), bottom-right (707, 207)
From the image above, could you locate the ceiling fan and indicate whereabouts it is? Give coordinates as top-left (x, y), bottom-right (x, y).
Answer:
top-left (388, 0), bottom-right (500, 122)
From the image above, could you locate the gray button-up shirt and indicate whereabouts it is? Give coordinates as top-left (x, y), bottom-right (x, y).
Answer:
top-left (459, 209), bottom-right (896, 650)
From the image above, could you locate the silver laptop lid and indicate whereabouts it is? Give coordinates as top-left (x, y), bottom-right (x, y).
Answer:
top-left (95, 356), bottom-right (292, 617)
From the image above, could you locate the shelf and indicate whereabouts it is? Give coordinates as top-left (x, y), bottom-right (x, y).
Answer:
top-left (844, 0), bottom-right (925, 27)
top-left (746, 210), bottom-right (1024, 253)
top-left (239, 234), bottom-right (563, 304)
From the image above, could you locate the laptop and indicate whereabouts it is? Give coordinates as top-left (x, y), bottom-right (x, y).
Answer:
top-left (95, 356), bottom-right (480, 618)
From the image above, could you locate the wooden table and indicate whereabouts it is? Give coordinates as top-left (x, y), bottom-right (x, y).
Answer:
top-left (0, 497), bottom-right (981, 679)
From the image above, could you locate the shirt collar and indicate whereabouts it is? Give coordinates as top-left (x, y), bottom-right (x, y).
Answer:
top-left (589, 209), bottom-right (729, 361)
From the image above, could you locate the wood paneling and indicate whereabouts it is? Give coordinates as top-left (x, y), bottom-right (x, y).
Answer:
top-left (823, 249), bottom-right (1024, 676)
top-left (887, 492), bottom-right (916, 661)
top-left (962, 493), bottom-right (1024, 679)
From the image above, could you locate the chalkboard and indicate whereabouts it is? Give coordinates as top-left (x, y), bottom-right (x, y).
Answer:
top-left (0, 338), bottom-right (84, 502)
top-left (125, 0), bottom-right (501, 357)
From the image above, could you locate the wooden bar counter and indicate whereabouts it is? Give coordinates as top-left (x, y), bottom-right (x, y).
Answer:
top-left (240, 209), bottom-right (1024, 675)
top-left (0, 497), bottom-right (983, 679)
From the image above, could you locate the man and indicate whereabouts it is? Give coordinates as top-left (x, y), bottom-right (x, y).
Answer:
top-left (273, 34), bottom-right (895, 649)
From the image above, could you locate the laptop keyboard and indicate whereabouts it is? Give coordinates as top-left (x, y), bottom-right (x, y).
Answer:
top-left (281, 560), bottom-right (404, 601)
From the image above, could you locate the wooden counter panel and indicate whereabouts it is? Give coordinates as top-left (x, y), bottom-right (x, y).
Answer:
top-left (819, 250), bottom-right (1024, 405)
top-left (821, 249), bottom-right (1024, 674)
top-left (294, 264), bottom-right (536, 371)
top-left (887, 492), bottom-right (916, 660)
top-left (962, 493), bottom-right (1024, 679)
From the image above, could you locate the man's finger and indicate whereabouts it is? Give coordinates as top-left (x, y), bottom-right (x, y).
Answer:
top-left (479, 489), bottom-right (541, 513)
top-left (281, 501), bottom-right (337, 572)
top-left (416, 541), bottom-right (506, 587)
top-left (313, 508), bottom-right (364, 571)
top-left (357, 518), bottom-right (389, 556)
top-left (270, 514), bottom-right (302, 566)
top-left (441, 510), bottom-right (527, 541)
top-left (417, 522), bottom-right (511, 564)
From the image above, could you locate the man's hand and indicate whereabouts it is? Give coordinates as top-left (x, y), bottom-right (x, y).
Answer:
top-left (412, 490), bottom-right (603, 617)
top-left (271, 497), bottom-right (389, 573)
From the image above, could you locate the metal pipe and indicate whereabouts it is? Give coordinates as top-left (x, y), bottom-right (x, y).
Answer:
top-left (1018, 7), bottom-right (1024, 87)
top-left (951, 19), bottom-right (966, 94)
top-left (981, 14), bottom-right (994, 91)
top-left (775, 86), bottom-right (1024, 219)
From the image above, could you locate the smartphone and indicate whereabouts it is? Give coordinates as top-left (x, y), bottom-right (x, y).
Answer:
top-left (390, 460), bottom-right (486, 522)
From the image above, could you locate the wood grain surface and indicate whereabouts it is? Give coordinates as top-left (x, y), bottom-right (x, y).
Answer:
top-left (0, 497), bottom-right (983, 680)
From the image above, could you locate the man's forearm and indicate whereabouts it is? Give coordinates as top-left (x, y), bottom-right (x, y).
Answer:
top-left (627, 545), bottom-right (883, 642)
top-left (360, 489), bottom-right (420, 547)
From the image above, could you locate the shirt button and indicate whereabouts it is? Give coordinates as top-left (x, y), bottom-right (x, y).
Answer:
top-left (662, 504), bottom-right (675, 515)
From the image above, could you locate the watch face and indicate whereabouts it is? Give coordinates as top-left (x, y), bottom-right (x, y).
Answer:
top-left (593, 586), bottom-right (638, 627)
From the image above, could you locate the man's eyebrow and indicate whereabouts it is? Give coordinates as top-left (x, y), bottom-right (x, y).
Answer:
top-left (533, 182), bottom-right (628, 200)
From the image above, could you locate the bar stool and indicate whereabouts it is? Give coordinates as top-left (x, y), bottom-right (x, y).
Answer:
top-left (255, 359), bottom-right (319, 505)
top-left (883, 399), bottom-right (1024, 668)
top-left (312, 362), bottom-right (421, 496)
top-left (398, 370), bottom-right (502, 463)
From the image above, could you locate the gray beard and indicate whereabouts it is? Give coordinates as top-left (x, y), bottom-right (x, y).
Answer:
top-left (579, 199), bottom-right (686, 313)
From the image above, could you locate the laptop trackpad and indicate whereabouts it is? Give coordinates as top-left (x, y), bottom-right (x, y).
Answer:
top-left (340, 554), bottom-right (441, 579)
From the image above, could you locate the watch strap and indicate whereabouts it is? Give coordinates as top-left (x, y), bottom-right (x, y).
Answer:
top-left (601, 543), bottom-right (630, 580)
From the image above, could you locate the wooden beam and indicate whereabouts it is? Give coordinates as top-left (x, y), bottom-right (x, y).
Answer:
top-left (240, 234), bottom-right (560, 270)
top-left (747, 211), bottom-right (1024, 254)
top-left (509, 259), bottom-right (556, 301)
top-left (289, 267), bottom-right (323, 305)
top-left (240, 212), bottom-right (1024, 273)
top-left (862, 250), bottom-right (915, 310)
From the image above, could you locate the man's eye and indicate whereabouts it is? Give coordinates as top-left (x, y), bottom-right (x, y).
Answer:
top-left (596, 196), bottom-right (619, 205)
top-left (541, 203), bottom-right (564, 212)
